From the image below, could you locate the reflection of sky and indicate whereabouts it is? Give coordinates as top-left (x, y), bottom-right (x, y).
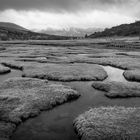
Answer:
top-left (101, 66), bottom-right (127, 83)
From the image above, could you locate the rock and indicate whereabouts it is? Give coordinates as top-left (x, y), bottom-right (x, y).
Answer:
top-left (92, 81), bottom-right (140, 98)
top-left (0, 77), bottom-right (80, 139)
top-left (0, 65), bottom-right (11, 74)
top-left (123, 69), bottom-right (140, 82)
top-left (74, 107), bottom-right (140, 140)
top-left (22, 63), bottom-right (107, 81)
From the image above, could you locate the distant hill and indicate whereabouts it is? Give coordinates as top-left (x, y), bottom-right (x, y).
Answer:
top-left (0, 22), bottom-right (28, 31)
top-left (88, 21), bottom-right (140, 38)
top-left (40, 27), bottom-right (103, 37)
top-left (0, 22), bottom-right (71, 40)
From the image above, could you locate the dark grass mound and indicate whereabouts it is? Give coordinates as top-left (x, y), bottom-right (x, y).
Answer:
top-left (0, 65), bottom-right (11, 74)
top-left (0, 77), bottom-right (80, 140)
top-left (22, 63), bottom-right (108, 81)
top-left (92, 81), bottom-right (140, 98)
top-left (123, 69), bottom-right (140, 82)
top-left (74, 107), bottom-right (140, 140)
top-left (0, 122), bottom-right (16, 140)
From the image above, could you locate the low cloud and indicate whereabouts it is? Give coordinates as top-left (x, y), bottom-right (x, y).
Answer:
top-left (0, 9), bottom-right (135, 30)
top-left (0, 0), bottom-right (139, 30)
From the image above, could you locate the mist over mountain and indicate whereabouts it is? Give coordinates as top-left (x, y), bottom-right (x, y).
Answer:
top-left (0, 22), bottom-right (72, 40)
top-left (39, 27), bottom-right (103, 37)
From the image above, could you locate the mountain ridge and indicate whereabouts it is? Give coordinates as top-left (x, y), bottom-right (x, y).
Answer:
top-left (88, 21), bottom-right (140, 38)
top-left (0, 22), bottom-right (72, 40)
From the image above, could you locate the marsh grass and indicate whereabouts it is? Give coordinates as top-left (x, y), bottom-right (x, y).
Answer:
top-left (1, 62), bottom-right (23, 70)
top-left (74, 106), bottom-right (140, 140)
top-left (0, 77), bottom-right (80, 140)
top-left (92, 81), bottom-right (140, 98)
top-left (123, 69), bottom-right (140, 82)
top-left (0, 65), bottom-right (11, 74)
top-left (22, 63), bottom-right (108, 81)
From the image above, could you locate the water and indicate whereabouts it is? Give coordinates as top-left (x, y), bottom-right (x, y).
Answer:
top-left (11, 66), bottom-right (140, 140)
top-left (0, 69), bottom-right (22, 83)
top-left (101, 65), bottom-right (127, 82)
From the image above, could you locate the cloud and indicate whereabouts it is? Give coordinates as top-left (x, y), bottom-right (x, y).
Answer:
top-left (0, 0), bottom-right (139, 30)
top-left (0, 0), bottom-right (139, 13)
top-left (0, 9), bottom-right (135, 30)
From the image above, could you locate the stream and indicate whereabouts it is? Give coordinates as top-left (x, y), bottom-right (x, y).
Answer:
top-left (0, 65), bottom-right (140, 140)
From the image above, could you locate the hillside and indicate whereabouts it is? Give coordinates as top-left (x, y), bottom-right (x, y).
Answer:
top-left (0, 22), bottom-right (70, 40)
top-left (88, 21), bottom-right (140, 38)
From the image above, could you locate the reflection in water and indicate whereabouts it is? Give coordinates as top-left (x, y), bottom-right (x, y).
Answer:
top-left (101, 65), bottom-right (127, 82)
top-left (11, 66), bottom-right (140, 140)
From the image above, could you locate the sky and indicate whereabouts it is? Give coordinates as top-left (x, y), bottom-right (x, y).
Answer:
top-left (0, 0), bottom-right (139, 30)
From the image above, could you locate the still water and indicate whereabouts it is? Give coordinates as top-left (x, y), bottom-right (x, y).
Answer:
top-left (11, 66), bottom-right (140, 140)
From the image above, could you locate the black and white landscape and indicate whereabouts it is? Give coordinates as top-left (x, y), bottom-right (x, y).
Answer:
top-left (1, 0), bottom-right (140, 140)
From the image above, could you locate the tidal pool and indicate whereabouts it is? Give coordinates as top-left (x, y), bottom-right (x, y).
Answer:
top-left (11, 65), bottom-right (140, 140)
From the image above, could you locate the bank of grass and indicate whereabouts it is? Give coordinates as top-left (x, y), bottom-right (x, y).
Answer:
top-left (92, 81), bottom-right (140, 98)
top-left (22, 63), bottom-right (108, 81)
top-left (72, 56), bottom-right (140, 70)
top-left (0, 77), bottom-right (80, 140)
top-left (74, 106), bottom-right (140, 140)
top-left (123, 69), bottom-right (140, 82)
top-left (0, 64), bottom-right (11, 74)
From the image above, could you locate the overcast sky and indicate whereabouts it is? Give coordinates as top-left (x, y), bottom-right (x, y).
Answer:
top-left (0, 0), bottom-right (139, 30)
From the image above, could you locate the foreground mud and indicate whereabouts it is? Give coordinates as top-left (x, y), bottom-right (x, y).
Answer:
top-left (0, 77), bottom-right (80, 140)
top-left (74, 107), bottom-right (140, 140)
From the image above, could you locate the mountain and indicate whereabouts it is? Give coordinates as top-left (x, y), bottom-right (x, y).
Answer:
top-left (0, 22), bottom-right (29, 32)
top-left (40, 27), bottom-right (103, 37)
top-left (88, 21), bottom-right (140, 38)
top-left (0, 22), bottom-right (71, 41)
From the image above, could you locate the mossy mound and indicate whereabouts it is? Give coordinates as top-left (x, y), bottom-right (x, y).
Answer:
top-left (0, 77), bottom-right (80, 139)
top-left (74, 107), bottom-right (140, 140)
top-left (22, 63), bottom-right (107, 81)
top-left (92, 81), bottom-right (140, 98)
top-left (0, 65), bottom-right (11, 74)
top-left (123, 69), bottom-right (140, 82)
